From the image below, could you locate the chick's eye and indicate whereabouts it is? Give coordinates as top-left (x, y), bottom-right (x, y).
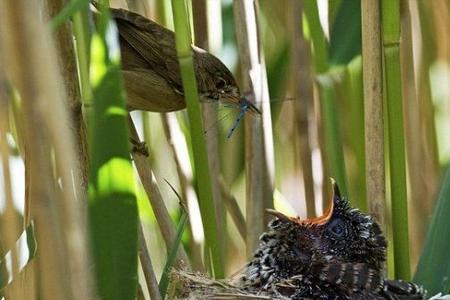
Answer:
top-left (215, 77), bottom-right (226, 90)
top-left (327, 218), bottom-right (347, 238)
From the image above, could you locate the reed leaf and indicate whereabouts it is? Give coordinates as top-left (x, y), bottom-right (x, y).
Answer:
top-left (414, 165), bottom-right (450, 295)
top-left (329, 0), bottom-right (361, 66)
top-left (336, 56), bottom-right (366, 211)
top-left (87, 3), bottom-right (138, 299)
top-left (304, 0), bottom-right (328, 74)
top-left (304, 0), bottom-right (348, 196)
top-left (48, 0), bottom-right (88, 30)
top-left (316, 75), bottom-right (348, 196)
top-left (171, 0), bottom-right (224, 278)
top-left (72, 1), bottom-right (92, 106)
top-left (158, 179), bottom-right (188, 298)
top-left (159, 211), bottom-right (188, 298)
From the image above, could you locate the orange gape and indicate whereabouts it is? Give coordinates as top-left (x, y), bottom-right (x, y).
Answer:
top-left (267, 179), bottom-right (335, 226)
top-left (267, 201), bottom-right (334, 226)
top-left (298, 201), bottom-right (334, 225)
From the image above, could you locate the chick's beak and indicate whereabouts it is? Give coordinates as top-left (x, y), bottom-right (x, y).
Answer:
top-left (266, 179), bottom-right (337, 226)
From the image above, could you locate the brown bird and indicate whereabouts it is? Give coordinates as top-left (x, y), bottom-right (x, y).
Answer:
top-left (108, 8), bottom-right (259, 114)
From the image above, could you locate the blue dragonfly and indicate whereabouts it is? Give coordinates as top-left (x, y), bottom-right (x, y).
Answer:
top-left (225, 96), bottom-right (261, 138)
top-left (202, 94), bottom-right (296, 138)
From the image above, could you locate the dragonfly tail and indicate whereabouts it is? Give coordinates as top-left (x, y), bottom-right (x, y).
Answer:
top-left (227, 108), bottom-right (246, 138)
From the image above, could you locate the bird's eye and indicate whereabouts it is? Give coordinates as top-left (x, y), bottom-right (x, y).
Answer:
top-left (327, 218), bottom-right (347, 238)
top-left (215, 77), bottom-right (227, 90)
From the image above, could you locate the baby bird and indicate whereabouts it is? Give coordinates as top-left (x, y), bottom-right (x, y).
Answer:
top-left (242, 180), bottom-right (426, 300)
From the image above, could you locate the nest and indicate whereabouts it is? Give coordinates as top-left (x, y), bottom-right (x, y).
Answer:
top-left (169, 270), bottom-right (288, 300)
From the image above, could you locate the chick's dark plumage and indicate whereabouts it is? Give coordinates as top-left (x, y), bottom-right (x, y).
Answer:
top-left (242, 181), bottom-right (426, 300)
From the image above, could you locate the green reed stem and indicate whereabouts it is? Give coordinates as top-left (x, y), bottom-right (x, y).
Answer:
top-left (382, 0), bottom-right (411, 280)
top-left (170, 0), bottom-right (224, 278)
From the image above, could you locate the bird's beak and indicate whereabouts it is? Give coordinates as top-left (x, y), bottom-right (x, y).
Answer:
top-left (267, 178), bottom-right (337, 226)
top-left (266, 209), bottom-right (294, 222)
top-left (220, 94), bottom-right (241, 107)
top-left (220, 94), bottom-right (262, 116)
top-left (246, 100), bottom-right (261, 115)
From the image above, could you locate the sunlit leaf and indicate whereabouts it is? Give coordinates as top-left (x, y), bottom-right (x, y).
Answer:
top-left (87, 6), bottom-right (138, 299)
top-left (414, 165), bottom-right (450, 295)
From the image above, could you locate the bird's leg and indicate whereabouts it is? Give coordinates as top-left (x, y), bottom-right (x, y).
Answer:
top-left (130, 137), bottom-right (149, 157)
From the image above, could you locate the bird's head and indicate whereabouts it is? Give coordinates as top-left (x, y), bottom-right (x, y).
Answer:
top-left (245, 179), bottom-right (386, 291)
top-left (193, 47), bottom-right (240, 106)
top-left (270, 180), bottom-right (386, 271)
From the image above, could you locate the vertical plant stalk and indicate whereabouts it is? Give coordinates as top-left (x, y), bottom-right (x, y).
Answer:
top-left (138, 224), bottom-right (162, 300)
top-left (0, 0), bottom-right (92, 299)
top-left (192, 0), bottom-right (226, 263)
top-left (72, 3), bottom-right (92, 107)
top-left (161, 113), bottom-right (205, 271)
top-left (171, 0), bottom-right (224, 277)
top-left (413, 1), bottom-right (441, 227)
top-left (0, 70), bottom-right (21, 299)
top-left (290, 0), bottom-right (316, 217)
top-left (136, 284), bottom-right (146, 300)
top-left (3, 260), bottom-right (38, 299)
top-left (233, 0), bottom-right (275, 258)
top-left (417, 1), bottom-right (444, 173)
top-left (129, 118), bottom-right (191, 266)
top-left (382, 0), bottom-right (411, 280)
top-left (399, 0), bottom-right (426, 269)
top-left (318, 78), bottom-right (349, 199)
top-left (0, 78), bottom-right (37, 300)
top-left (304, 0), bottom-right (348, 205)
top-left (417, 0), bottom-right (446, 231)
top-left (45, 0), bottom-right (89, 189)
top-left (361, 0), bottom-right (386, 228)
top-left (45, 10), bottom-right (94, 295)
top-left (126, 0), bottom-right (147, 13)
top-left (338, 57), bottom-right (367, 211)
top-left (219, 176), bottom-right (247, 240)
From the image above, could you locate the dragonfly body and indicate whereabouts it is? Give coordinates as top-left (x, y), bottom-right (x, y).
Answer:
top-left (226, 97), bottom-right (261, 138)
top-left (203, 95), bottom-right (298, 138)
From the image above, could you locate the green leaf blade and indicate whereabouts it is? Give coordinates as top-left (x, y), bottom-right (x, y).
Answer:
top-left (88, 12), bottom-right (138, 299)
top-left (414, 165), bottom-right (450, 295)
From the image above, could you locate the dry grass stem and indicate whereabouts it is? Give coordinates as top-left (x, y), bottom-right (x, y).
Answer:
top-left (161, 112), bottom-right (205, 270)
top-left (170, 270), bottom-right (292, 299)
top-left (290, 0), bottom-right (316, 217)
top-left (233, 0), bottom-right (275, 258)
top-left (400, 0), bottom-right (427, 269)
top-left (219, 177), bottom-right (246, 240)
top-left (0, 0), bottom-right (92, 298)
top-left (128, 115), bottom-right (190, 266)
top-left (361, 0), bottom-right (386, 228)
top-left (138, 223), bottom-right (162, 300)
top-left (192, 0), bottom-right (226, 257)
top-left (0, 62), bottom-right (21, 299)
top-left (44, 0), bottom-right (89, 188)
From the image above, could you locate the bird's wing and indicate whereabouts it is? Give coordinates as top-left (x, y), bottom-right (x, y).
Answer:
top-left (110, 8), bottom-right (183, 93)
top-left (381, 280), bottom-right (426, 300)
top-left (310, 262), bottom-right (382, 293)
